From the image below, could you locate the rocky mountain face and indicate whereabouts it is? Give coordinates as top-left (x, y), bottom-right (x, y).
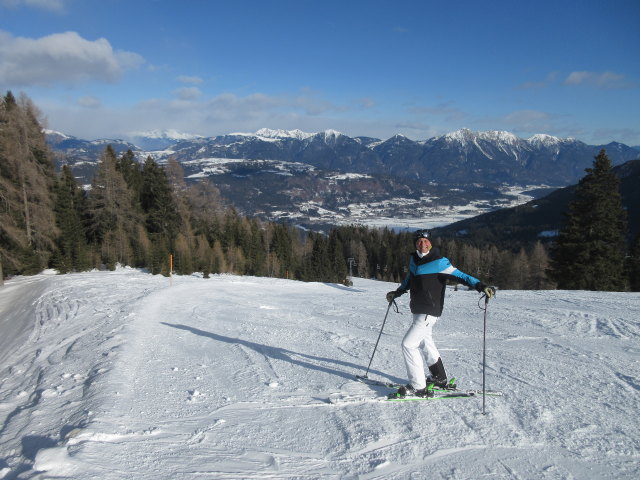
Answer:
top-left (46, 128), bottom-right (639, 229)
top-left (155, 128), bottom-right (638, 185)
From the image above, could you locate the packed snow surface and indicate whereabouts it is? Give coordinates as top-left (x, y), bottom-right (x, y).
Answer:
top-left (0, 268), bottom-right (638, 479)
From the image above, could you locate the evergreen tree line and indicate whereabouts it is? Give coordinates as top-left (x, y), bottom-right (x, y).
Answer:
top-left (1, 92), bottom-right (638, 290)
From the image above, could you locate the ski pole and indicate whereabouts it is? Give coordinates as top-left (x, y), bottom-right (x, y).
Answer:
top-left (360, 300), bottom-right (395, 379)
top-left (482, 294), bottom-right (489, 415)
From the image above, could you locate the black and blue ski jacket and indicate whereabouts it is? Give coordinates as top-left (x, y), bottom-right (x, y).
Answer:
top-left (396, 248), bottom-right (483, 316)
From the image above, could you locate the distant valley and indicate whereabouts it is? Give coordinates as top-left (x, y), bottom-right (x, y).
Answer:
top-left (47, 128), bottom-right (640, 231)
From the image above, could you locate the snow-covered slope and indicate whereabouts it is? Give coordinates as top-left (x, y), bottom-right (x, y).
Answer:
top-left (1, 269), bottom-right (638, 479)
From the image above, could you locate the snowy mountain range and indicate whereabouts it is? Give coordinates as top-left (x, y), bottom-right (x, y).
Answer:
top-left (46, 128), bottom-right (640, 230)
top-left (127, 129), bottom-right (203, 150)
top-left (47, 127), bottom-right (640, 184)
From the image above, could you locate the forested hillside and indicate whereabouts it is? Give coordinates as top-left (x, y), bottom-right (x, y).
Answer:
top-left (1, 92), bottom-right (638, 291)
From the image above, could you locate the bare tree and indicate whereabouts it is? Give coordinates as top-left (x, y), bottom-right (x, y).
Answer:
top-left (0, 92), bottom-right (57, 274)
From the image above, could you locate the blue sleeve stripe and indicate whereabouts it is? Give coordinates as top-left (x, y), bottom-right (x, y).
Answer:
top-left (450, 268), bottom-right (480, 287)
top-left (413, 257), bottom-right (480, 286)
top-left (414, 257), bottom-right (454, 275)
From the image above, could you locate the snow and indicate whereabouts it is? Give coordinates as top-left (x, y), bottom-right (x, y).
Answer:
top-left (528, 134), bottom-right (562, 147)
top-left (1, 268), bottom-right (639, 479)
top-left (322, 129), bottom-right (343, 139)
top-left (251, 128), bottom-right (316, 141)
top-left (129, 129), bottom-right (202, 141)
top-left (42, 129), bottom-right (71, 140)
top-left (329, 173), bottom-right (373, 180)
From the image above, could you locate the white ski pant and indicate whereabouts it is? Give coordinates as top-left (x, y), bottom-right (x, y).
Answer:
top-left (402, 313), bottom-right (440, 390)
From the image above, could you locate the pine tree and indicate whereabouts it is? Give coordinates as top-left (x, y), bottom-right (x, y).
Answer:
top-left (87, 145), bottom-right (140, 269)
top-left (304, 233), bottom-right (330, 282)
top-left (328, 232), bottom-right (347, 283)
top-left (116, 149), bottom-right (143, 197)
top-left (140, 157), bottom-right (182, 241)
top-left (628, 234), bottom-right (640, 292)
top-left (270, 223), bottom-right (294, 278)
top-left (51, 166), bottom-right (90, 272)
top-left (550, 150), bottom-right (627, 290)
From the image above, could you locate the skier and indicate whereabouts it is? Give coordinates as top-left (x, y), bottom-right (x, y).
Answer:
top-left (386, 229), bottom-right (495, 398)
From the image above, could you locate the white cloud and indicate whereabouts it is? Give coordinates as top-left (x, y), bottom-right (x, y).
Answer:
top-left (564, 71), bottom-right (634, 89)
top-left (519, 71), bottom-right (559, 89)
top-left (0, 0), bottom-right (64, 11)
top-left (40, 90), bottom-right (381, 140)
top-left (173, 86), bottom-right (202, 100)
top-left (357, 97), bottom-right (376, 108)
top-left (177, 75), bottom-right (203, 85)
top-left (77, 96), bottom-right (101, 108)
top-left (0, 30), bottom-right (144, 87)
top-left (408, 101), bottom-right (467, 123)
top-left (502, 109), bottom-right (557, 133)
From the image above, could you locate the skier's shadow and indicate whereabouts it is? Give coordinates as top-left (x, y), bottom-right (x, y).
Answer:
top-left (161, 322), bottom-right (396, 383)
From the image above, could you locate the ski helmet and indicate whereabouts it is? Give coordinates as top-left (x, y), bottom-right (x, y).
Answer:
top-left (414, 229), bottom-right (431, 241)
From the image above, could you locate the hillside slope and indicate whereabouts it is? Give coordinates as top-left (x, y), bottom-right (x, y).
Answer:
top-left (1, 269), bottom-right (639, 478)
top-left (433, 160), bottom-right (640, 247)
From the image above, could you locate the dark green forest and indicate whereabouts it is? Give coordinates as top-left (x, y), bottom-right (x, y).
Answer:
top-left (1, 92), bottom-right (637, 291)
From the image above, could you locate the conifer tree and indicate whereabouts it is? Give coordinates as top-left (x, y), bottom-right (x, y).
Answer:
top-left (116, 150), bottom-right (143, 204)
top-left (244, 218), bottom-right (267, 276)
top-left (140, 157), bottom-right (182, 242)
top-left (350, 238), bottom-right (368, 278)
top-left (52, 166), bottom-right (90, 272)
top-left (550, 150), bottom-right (627, 290)
top-left (270, 223), bottom-right (294, 278)
top-left (87, 145), bottom-right (140, 269)
top-left (328, 232), bottom-right (347, 283)
top-left (304, 233), bottom-right (330, 282)
top-left (628, 234), bottom-right (640, 292)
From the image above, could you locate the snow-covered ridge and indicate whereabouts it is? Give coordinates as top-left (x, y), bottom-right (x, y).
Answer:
top-left (130, 129), bottom-right (203, 141)
top-left (440, 128), bottom-right (582, 149)
top-left (257, 128), bottom-right (315, 140)
top-left (43, 128), bottom-right (72, 139)
top-left (527, 133), bottom-right (572, 147)
top-left (230, 128), bottom-right (345, 142)
top-left (442, 129), bottom-right (521, 145)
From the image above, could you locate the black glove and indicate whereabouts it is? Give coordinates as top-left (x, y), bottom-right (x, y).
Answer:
top-left (386, 290), bottom-right (400, 303)
top-left (477, 283), bottom-right (495, 299)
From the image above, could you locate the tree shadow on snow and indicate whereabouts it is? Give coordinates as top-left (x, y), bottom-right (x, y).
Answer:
top-left (161, 322), bottom-right (394, 383)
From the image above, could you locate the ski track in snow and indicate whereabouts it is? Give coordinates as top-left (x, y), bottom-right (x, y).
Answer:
top-left (0, 268), bottom-right (638, 479)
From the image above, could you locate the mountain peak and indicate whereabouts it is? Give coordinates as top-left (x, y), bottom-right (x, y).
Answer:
top-left (255, 128), bottom-right (315, 140)
top-left (443, 128), bottom-right (475, 143)
top-left (478, 130), bottom-right (520, 144)
top-left (130, 129), bottom-right (202, 141)
top-left (528, 133), bottom-right (561, 147)
top-left (320, 129), bottom-right (344, 140)
top-left (442, 129), bottom-right (522, 145)
top-left (43, 128), bottom-right (74, 140)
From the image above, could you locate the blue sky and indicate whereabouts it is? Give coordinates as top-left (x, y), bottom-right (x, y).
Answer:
top-left (1, 0), bottom-right (639, 145)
